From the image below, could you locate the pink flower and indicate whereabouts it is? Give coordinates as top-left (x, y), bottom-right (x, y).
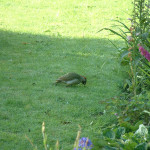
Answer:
top-left (145, 51), bottom-right (150, 61)
top-left (138, 44), bottom-right (150, 61)
top-left (139, 46), bottom-right (145, 56)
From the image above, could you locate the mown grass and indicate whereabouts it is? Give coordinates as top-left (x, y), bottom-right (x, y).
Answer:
top-left (0, 0), bottom-right (132, 149)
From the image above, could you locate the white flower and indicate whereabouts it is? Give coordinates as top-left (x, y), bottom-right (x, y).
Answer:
top-left (134, 124), bottom-right (148, 141)
top-left (127, 36), bottom-right (133, 42)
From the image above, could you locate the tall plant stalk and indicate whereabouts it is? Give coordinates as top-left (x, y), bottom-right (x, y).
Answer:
top-left (129, 0), bottom-right (149, 96)
top-left (98, 0), bottom-right (150, 96)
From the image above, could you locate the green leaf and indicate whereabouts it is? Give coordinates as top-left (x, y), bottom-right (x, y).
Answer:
top-left (134, 143), bottom-right (147, 150)
top-left (118, 27), bottom-right (128, 38)
top-left (143, 110), bottom-right (150, 116)
top-left (104, 146), bottom-right (118, 150)
top-left (125, 79), bottom-right (132, 86)
top-left (139, 67), bottom-right (150, 77)
top-left (124, 117), bottom-right (131, 122)
top-left (120, 50), bottom-right (130, 65)
top-left (98, 28), bottom-right (128, 42)
top-left (113, 20), bottom-right (130, 31)
top-left (108, 39), bottom-right (119, 50)
top-left (120, 50), bottom-right (129, 60)
top-left (103, 129), bottom-right (115, 139)
top-left (140, 32), bottom-right (149, 40)
top-left (123, 138), bottom-right (137, 149)
top-left (116, 127), bottom-right (126, 139)
top-left (134, 56), bottom-right (141, 66)
top-left (92, 138), bottom-right (108, 149)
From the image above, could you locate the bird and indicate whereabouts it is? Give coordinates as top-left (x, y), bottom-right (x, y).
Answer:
top-left (55, 72), bottom-right (87, 86)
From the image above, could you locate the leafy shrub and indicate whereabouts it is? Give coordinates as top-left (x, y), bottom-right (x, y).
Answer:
top-left (93, 124), bottom-right (150, 150)
top-left (98, 0), bottom-right (150, 96)
top-left (93, 91), bottom-right (150, 150)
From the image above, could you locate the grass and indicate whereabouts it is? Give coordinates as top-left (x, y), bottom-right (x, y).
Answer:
top-left (0, 0), bottom-right (132, 149)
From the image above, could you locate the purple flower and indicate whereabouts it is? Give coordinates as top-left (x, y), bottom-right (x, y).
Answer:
top-left (74, 137), bottom-right (93, 150)
top-left (127, 18), bottom-right (132, 21)
top-left (139, 46), bottom-right (145, 56)
top-left (138, 44), bottom-right (150, 61)
top-left (114, 113), bottom-right (118, 116)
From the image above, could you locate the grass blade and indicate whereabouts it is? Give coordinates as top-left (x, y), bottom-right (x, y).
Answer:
top-left (113, 20), bottom-right (130, 31)
top-left (98, 28), bottom-right (128, 42)
top-left (108, 39), bottom-right (119, 50)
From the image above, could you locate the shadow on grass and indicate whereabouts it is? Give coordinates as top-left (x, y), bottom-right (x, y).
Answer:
top-left (0, 29), bottom-right (127, 150)
top-left (0, 29), bottom-right (127, 84)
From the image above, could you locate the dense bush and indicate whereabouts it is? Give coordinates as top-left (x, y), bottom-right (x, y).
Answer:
top-left (93, 123), bottom-right (150, 150)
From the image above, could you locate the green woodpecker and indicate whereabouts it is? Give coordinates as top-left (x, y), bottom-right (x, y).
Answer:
top-left (55, 72), bottom-right (87, 86)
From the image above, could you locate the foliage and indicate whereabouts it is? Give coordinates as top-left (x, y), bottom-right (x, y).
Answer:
top-left (93, 123), bottom-right (150, 150)
top-left (98, 0), bottom-right (150, 96)
top-left (100, 92), bottom-right (150, 129)
top-left (92, 91), bottom-right (150, 150)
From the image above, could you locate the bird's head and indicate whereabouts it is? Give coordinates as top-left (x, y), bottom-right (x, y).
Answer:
top-left (82, 76), bottom-right (87, 85)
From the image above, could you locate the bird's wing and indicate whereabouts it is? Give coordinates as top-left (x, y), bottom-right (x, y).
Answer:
top-left (57, 73), bottom-right (80, 81)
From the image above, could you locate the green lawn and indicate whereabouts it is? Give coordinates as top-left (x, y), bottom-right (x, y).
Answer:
top-left (0, 0), bottom-right (132, 149)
